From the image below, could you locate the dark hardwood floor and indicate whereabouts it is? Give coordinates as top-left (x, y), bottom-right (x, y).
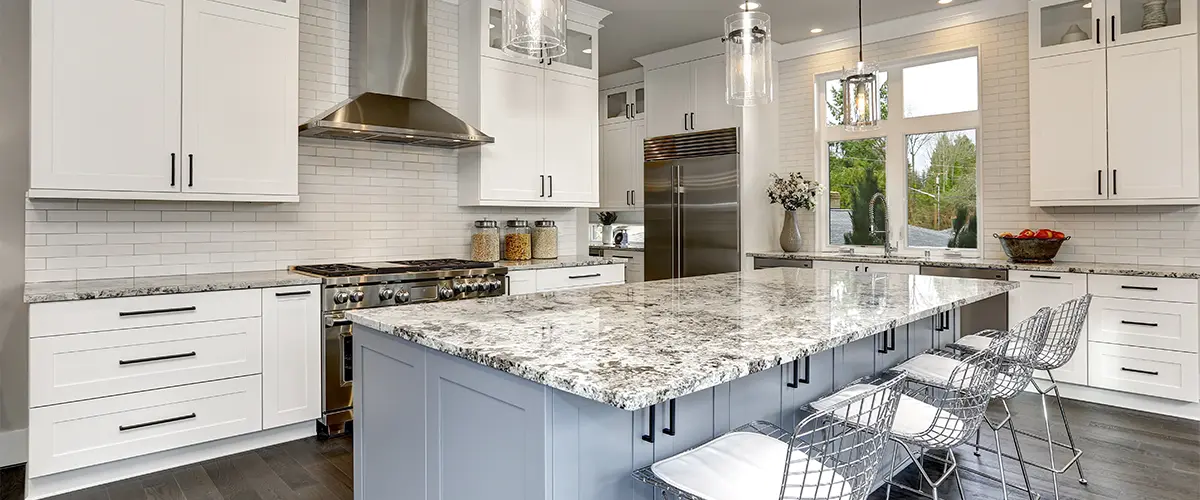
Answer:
top-left (2, 393), bottom-right (1196, 500)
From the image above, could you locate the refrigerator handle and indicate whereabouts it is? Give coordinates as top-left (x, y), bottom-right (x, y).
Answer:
top-left (674, 164), bottom-right (684, 279)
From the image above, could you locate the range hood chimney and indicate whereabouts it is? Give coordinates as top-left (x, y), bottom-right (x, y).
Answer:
top-left (299, 0), bottom-right (494, 149)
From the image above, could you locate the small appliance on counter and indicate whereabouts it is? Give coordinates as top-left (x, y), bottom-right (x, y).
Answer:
top-left (613, 226), bottom-right (630, 247)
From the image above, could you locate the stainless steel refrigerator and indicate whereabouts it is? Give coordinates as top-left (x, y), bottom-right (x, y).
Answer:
top-left (645, 128), bottom-right (741, 281)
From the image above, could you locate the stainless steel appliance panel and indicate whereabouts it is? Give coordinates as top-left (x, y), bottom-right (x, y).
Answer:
top-left (679, 154), bottom-right (740, 278)
top-left (920, 266), bottom-right (1009, 335)
top-left (645, 160), bottom-right (677, 282)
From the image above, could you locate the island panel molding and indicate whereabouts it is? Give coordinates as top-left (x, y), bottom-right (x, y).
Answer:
top-left (345, 268), bottom-right (1017, 410)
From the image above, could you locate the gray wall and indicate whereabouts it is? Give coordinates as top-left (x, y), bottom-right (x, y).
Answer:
top-left (0, 0), bottom-right (31, 439)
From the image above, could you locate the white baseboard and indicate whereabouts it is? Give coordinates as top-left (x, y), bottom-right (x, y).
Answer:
top-left (0, 428), bottom-right (27, 468)
top-left (25, 422), bottom-right (315, 500)
top-left (1026, 381), bottom-right (1200, 422)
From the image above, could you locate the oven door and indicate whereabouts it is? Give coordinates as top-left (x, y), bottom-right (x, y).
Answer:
top-left (324, 314), bottom-right (354, 416)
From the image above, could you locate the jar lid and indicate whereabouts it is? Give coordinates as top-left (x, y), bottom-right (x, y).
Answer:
top-left (506, 219), bottom-right (529, 228)
top-left (474, 219), bottom-right (498, 228)
top-left (534, 219), bottom-right (556, 228)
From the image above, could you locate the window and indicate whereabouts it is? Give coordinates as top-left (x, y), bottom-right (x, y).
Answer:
top-left (817, 50), bottom-right (980, 255)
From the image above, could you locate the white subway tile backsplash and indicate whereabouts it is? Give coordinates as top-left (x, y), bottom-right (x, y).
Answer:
top-left (23, 0), bottom-right (579, 282)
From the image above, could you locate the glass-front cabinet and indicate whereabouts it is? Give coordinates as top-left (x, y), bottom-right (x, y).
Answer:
top-left (481, 3), bottom-right (599, 78)
top-left (601, 83), bottom-right (646, 125)
top-left (1030, 0), bottom-right (1197, 59)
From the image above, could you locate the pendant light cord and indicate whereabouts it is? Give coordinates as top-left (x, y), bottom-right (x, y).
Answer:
top-left (858, 0), bottom-right (864, 62)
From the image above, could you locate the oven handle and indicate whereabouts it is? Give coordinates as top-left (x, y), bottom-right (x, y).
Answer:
top-left (326, 317), bottom-right (353, 328)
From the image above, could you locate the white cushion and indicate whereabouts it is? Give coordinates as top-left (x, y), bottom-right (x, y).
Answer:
top-left (812, 384), bottom-right (968, 449)
top-left (956, 334), bottom-right (1029, 358)
top-left (893, 354), bottom-right (980, 387)
top-left (650, 431), bottom-right (851, 500)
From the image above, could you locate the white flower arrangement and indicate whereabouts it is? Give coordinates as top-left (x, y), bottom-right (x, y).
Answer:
top-left (767, 172), bottom-right (824, 212)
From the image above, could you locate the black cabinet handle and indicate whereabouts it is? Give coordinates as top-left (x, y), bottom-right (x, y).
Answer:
top-left (1112, 169), bottom-right (1117, 196)
top-left (683, 114), bottom-right (688, 130)
top-left (877, 331), bottom-right (889, 354)
top-left (641, 405), bottom-right (656, 443)
top-left (1029, 275), bottom-right (1062, 280)
top-left (569, 273), bottom-right (602, 279)
top-left (1121, 367), bottom-right (1159, 376)
top-left (120, 413), bottom-right (196, 432)
top-left (689, 113), bottom-right (695, 130)
top-left (631, 190), bottom-right (636, 205)
top-left (119, 351), bottom-right (196, 366)
top-left (611, 255), bottom-right (635, 260)
top-left (548, 175), bottom-right (553, 197)
top-left (119, 306), bottom-right (197, 318)
top-left (1096, 18), bottom-right (1101, 44)
top-left (627, 190), bottom-right (632, 206)
top-left (187, 154), bottom-right (194, 187)
top-left (276, 290), bottom-right (312, 297)
top-left (1112, 15), bottom-right (1117, 42)
top-left (887, 328), bottom-right (897, 352)
top-left (786, 356), bottom-right (811, 388)
top-left (170, 153), bottom-right (176, 187)
top-left (854, 265), bottom-right (860, 272)
top-left (1121, 320), bottom-right (1159, 327)
top-left (662, 399), bottom-right (677, 436)
top-left (1121, 285), bottom-right (1159, 291)
top-left (540, 175), bottom-right (545, 197)
top-left (1098, 170), bottom-right (1103, 196)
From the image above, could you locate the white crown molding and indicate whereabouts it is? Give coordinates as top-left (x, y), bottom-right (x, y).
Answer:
top-left (0, 428), bottom-right (27, 468)
top-left (599, 68), bottom-right (644, 91)
top-left (570, 0), bottom-right (612, 28)
top-left (634, 38), bottom-right (726, 71)
top-left (776, 0), bottom-right (1028, 61)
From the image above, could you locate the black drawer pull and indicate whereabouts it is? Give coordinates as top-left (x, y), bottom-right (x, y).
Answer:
top-left (1121, 285), bottom-right (1159, 291)
top-left (1120, 367), bottom-right (1159, 376)
top-left (1029, 275), bottom-right (1061, 280)
top-left (611, 255), bottom-right (635, 260)
top-left (119, 413), bottom-right (196, 432)
top-left (662, 399), bottom-right (677, 436)
top-left (1121, 320), bottom-right (1159, 328)
top-left (887, 328), bottom-right (897, 352)
top-left (569, 273), bottom-right (602, 279)
top-left (276, 290), bottom-right (312, 297)
top-left (119, 352), bottom-right (197, 366)
top-left (119, 306), bottom-right (197, 317)
top-left (787, 356), bottom-right (811, 388)
top-left (877, 331), bottom-right (889, 354)
top-left (641, 404), bottom-right (656, 443)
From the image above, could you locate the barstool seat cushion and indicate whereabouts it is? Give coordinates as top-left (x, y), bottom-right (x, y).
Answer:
top-left (649, 431), bottom-right (851, 500)
top-left (892, 354), bottom-right (980, 387)
top-left (955, 334), bottom-right (1030, 358)
top-left (812, 384), bottom-right (968, 449)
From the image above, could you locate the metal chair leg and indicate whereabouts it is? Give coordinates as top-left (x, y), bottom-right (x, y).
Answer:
top-left (974, 427), bottom-right (983, 457)
top-left (1047, 372), bottom-right (1087, 485)
top-left (1039, 390), bottom-right (1062, 500)
top-left (886, 442), bottom-right (899, 500)
top-left (1003, 400), bottom-right (1038, 500)
top-left (993, 425), bottom-right (1010, 500)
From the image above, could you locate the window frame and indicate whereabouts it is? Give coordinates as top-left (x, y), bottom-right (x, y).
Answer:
top-left (815, 47), bottom-right (983, 257)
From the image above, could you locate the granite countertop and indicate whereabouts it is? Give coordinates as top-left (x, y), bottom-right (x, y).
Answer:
top-left (24, 270), bottom-right (323, 304)
top-left (748, 251), bottom-right (1200, 280)
top-left (346, 268), bottom-right (1017, 410)
top-left (499, 255), bottom-right (620, 271)
top-left (588, 243), bottom-right (645, 252)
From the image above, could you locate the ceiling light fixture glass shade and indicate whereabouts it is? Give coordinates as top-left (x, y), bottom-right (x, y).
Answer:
top-left (842, 0), bottom-right (879, 131)
top-left (503, 0), bottom-right (567, 60)
top-left (724, 10), bottom-right (773, 107)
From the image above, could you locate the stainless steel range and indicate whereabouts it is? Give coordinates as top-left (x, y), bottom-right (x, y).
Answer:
top-left (291, 259), bottom-right (508, 438)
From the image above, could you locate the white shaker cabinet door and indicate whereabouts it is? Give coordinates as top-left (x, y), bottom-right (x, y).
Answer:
top-left (1029, 49), bottom-right (1109, 204)
top-left (689, 56), bottom-right (737, 132)
top-left (645, 63), bottom-right (693, 137)
top-left (631, 119), bottom-right (647, 208)
top-left (182, 0), bottom-right (298, 197)
top-left (1010, 271), bottom-right (1090, 386)
top-left (600, 122), bottom-right (635, 208)
top-left (30, 0), bottom-right (183, 194)
top-left (506, 270), bottom-right (538, 296)
top-left (543, 71), bottom-right (599, 205)
top-left (261, 286), bottom-right (322, 430)
top-left (479, 58), bottom-right (545, 203)
top-left (1106, 35), bottom-right (1200, 201)
top-left (218, 0), bottom-right (300, 17)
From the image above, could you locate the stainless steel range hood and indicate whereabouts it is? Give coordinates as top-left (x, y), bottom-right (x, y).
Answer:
top-left (299, 0), bottom-right (493, 149)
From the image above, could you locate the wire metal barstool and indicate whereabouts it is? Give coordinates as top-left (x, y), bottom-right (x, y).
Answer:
top-left (632, 373), bottom-right (907, 500)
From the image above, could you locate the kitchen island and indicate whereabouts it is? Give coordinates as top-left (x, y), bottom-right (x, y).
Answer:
top-left (344, 268), bottom-right (1017, 500)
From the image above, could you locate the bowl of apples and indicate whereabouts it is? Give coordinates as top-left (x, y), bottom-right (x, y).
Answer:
top-left (993, 229), bottom-right (1070, 263)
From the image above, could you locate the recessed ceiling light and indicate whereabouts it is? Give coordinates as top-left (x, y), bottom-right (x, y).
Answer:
top-left (582, 48), bottom-right (593, 54)
top-left (740, 2), bottom-right (761, 10)
top-left (810, 28), bottom-right (823, 34)
top-left (938, 0), bottom-right (953, 4)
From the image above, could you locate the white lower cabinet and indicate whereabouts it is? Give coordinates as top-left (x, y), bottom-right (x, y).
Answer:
top-left (811, 260), bottom-right (919, 274)
top-left (1009, 270), bottom-right (1090, 385)
top-left (505, 265), bottom-right (626, 295)
top-left (602, 250), bottom-right (645, 282)
top-left (27, 284), bottom-right (321, 479)
top-left (261, 286), bottom-right (322, 429)
top-left (1088, 342), bottom-right (1199, 402)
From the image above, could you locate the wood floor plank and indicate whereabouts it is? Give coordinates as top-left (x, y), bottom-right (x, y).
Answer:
top-left (254, 445), bottom-right (317, 492)
top-left (202, 458), bottom-right (262, 500)
top-left (0, 466), bottom-right (26, 500)
top-left (171, 465), bottom-right (222, 500)
top-left (105, 477), bottom-right (147, 500)
top-left (299, 461), bottom-right (352, 500)
top-left (229, 451), bottom-right (299, 500)
top-left (141, 470), bottom-right (186, 500)
top-left (57, 486), bottom-right (112, 500)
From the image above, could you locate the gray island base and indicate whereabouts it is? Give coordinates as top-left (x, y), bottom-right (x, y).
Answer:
top-left (345, 268), bottom-right (1018, 500)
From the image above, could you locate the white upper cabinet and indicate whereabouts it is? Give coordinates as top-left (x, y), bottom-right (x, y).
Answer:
top-left (31, 0), bottom-right (183, 195)
top-left (600, 83), bottom-right (645, 126)
top-left (183, 0), bottom-right (298, 197)
top-left (1029, 50), bottom-right (1109, 204)
top-left (1106, 35), bottom-right (1199, 201)
top-left (645, 56), bottom-right (737, 138)
top-left (458, 0), bottom-right (610, 207)
top-left (599, 118), bottom-right (645, 209)
top-left (30, 0), bottom-right (300, 202)
top-left (1107, 0), bottom-right (1197, 46)
top-left (1030, 0), bottom-right (1197, 59)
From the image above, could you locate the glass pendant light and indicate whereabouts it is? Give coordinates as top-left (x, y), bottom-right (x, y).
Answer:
top-left (724, 2), bottom-right (773, 106)
top-left (842, 0), bottom-right (879, 131)
top-left (503, 0), bottom-right (567, 60)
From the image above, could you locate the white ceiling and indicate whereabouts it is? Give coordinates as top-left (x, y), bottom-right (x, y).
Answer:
top-left (585, 0), bottom-right (984, 75)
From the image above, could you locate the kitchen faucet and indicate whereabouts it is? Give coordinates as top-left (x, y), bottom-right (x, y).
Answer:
top-left (868, 192), bottom-right (897, 258)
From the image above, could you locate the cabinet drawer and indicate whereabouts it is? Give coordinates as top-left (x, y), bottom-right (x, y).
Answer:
top-left (30, 289), bottom-right (262, 338)
top-left (30, 318), bottom-right (263, 407)
top-left (602, 250), bottom-right (645, 265)
top-left (1088, 298), bottom-right (1199, 353)
top-left (536, 264), bottom-right (625, 291)
top-left (28, 375), bottom-right (263, 477)
top-left (1087, 275), bottom-right (1198, 303)
top-left (1087, 343), bottom-right (1199, 402)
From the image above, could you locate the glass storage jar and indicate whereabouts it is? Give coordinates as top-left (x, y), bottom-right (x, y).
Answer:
top-left (470, 219), bottom-right (500, 262)
top-left (504, 219), bottom-right (532, 260)
top-left (532, 219), bottom-right (558, 259)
